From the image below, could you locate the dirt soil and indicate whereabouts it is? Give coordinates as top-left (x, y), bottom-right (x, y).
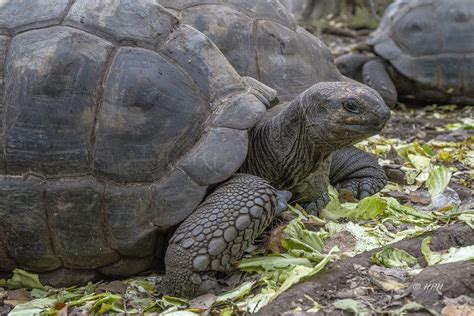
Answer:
top-left (259, 223), bottom-right (474, 315)
top-left (259, 25), bottom-right (474, 316)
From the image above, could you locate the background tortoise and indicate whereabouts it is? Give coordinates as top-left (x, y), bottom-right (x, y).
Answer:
top-left (335, 0), bottom-right (474, 107)
top-left (163, 0), bottom-right (391, 208)
top-left (0, 0), bottom-right (389, 297)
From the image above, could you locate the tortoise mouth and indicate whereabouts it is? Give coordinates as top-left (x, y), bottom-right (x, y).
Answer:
top-left (345, 123), bottom-right (384, 135)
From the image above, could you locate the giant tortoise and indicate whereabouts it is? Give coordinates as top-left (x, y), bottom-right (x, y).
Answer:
top-left (336, 0), bottom-right (474, 107)
top-left (0, 0), bottom-right (390, 297)
top-left (162, 0), bottom-right (391, 209)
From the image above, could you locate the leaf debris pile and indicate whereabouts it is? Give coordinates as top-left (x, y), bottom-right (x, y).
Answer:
top-left (1, 107), bottom-right (472, 315)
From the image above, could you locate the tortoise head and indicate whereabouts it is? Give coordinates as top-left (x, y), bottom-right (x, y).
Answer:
top-left (300, 82), bottom-right (390, 150)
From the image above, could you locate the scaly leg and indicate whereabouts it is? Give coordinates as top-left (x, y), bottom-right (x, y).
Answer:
top-left (330, 147), bottom-right (387, 200)
top-left (162, 174), bottom-right (288, 298)
top-left (362, 59), bottom-right (398, 108)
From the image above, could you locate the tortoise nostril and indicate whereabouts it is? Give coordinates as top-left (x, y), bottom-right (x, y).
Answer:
top-left (375, 101), bottom-right (391, 122)
top-left (376, 121), bottom-right (386, 130)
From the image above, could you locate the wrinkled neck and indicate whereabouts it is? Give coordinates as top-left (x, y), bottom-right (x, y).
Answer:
top-left (241, 100), bottom-right (330, 190)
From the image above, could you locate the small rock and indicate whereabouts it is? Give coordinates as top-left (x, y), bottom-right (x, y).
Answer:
top-left (189, 293), bottom-right (217, 310)
top-left (435, 130), bottom-right (471, 142)
top-left (324, 231), bottom-right (357, 253)
top-left (409, 190), bottom-right (432, 205)
top-left (441, 303), bottom-right (474, 316)
top-left (6, 289), bottom-right (31, 301)
top-left (96, 280), bottom-right (128, 294)
top-left (417, 188), bottom-right (461, 212)
top-left (384, 167), bottom-right (406, 184)
top-left (0, 287), bottom-right (7, 304)
top-left (385, 191), bottom-right (410, 203)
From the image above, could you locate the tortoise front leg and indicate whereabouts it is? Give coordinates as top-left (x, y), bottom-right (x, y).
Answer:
top-left (362, 58), bottom-right (398, 108)
top-left (330, 147), bottom-right (387, 200)
top-left (162, 174), bottom-right (288, 298)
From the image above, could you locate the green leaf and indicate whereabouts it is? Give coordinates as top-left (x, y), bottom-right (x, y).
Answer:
top-left (238, 289), bottom-right (277, 314)
top-left (126, 277), bottom-right (159, 296)
top-left (396, 141), bottom-right (431, 160)
top-left (8, 297), bottom-right (57, 316)
top-left (238, 254), bottom-right (312, 272)
top-left (319, 186), bottom-right (349, 221)
top-left (287, 249), bottom-right (327, 262)
top-left (421, 236), bottom-right (443, 266)
top-left (371, 247), bottom-right (418, 268)
top-left (273, 247), bottom-right (335, 299)
top-left (445, 118), bottom-right (474, 130)
top-left (333, 299), bottom-right (370, 315)
top-left (91, 293), bottom-right (122, 314)
top-left (0, 269), bottom-right (46, 290)
top-left (426, 166), bottom-right (451, 197)
top-left (347, 196), bottom-right (387, 220)
top-left (281, 218), bottom-right (325, 253)
top-left (215, 281), bottom-right (255, 303)
top-left (162, 296), bottom-right (189, 307)
top-left (439, 245), bottom-right (474, 264)
top-left (97, 302), bottom-right (118, 314)
top-left (389, 302), bottom-right (438, 315)
top-left (408, 154), bottom-right (432, 171)
top-left (458, 212), bottom-right (474, 229)
top-left (160, 311), bottom-right (201, 316)
top-left (385, 197), bottom-right (435, 225)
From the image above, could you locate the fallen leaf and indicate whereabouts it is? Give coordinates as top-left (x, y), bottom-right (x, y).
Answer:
top-left (333, 299), bottom-right (370, 315)
top-left (96, 281), bottom-right (128, 294)
top-left (189, 293), bottom-right (216, 310)
top-left (408, 154), bottom-right (431, 171)
top-left (421, 236), bottom-right (474, 266)
top-left (371, 247), bottom-right (419, 269)
top-left (426, 166), bottom-right (452, 197)
top-left (238, 254), bottom-right (312, 272)
top-left (215, 281), bottom-right (255, 304)
top-left (265, 224), bottom-right (287, 253)
top-left (0, 269), bottom-right (46, 290)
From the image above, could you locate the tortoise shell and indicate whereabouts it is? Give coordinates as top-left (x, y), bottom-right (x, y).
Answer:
top-left (0, 0), bottom-right (265, 276)
top-left (162, 0), bottom-right (342, 102)
top-left (367, 0), bottom-right (474, 96)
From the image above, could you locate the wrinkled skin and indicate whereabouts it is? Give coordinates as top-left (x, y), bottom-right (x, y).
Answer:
top-left (167, 81), bottom-right (390, 297)
top-left (162, 0), bottom-right (392, 208)
top-left (241, 82), bottom-right (390, 207)
top-left (0, 0), bottom-right (390, 300)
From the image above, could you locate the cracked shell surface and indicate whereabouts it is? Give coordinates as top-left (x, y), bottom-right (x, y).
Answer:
top-left (0, 0), bottom-right (265, 281)
top-left (368, 0), bottom-right (474, 96)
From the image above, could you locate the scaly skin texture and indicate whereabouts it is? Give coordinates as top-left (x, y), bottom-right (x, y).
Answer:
top-left (163, 174), bottom-right (279, 297)
top-left (330, 147), bottom-right (387, 200)
top-left (241, 82), bottom-right (390, 210)
top-left (164, 82), bottom-right (389, 297)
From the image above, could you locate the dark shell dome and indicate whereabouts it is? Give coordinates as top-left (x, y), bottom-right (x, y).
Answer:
top-left (368, 0), bottom-right (474, 95)
top-left (162, 0), bottom-right (342, 102)
top-left (0, 0), bottom-right (265, 275)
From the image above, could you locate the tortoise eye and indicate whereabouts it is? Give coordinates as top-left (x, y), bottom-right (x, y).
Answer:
top-left (343, 100), bottom-right (362, 114)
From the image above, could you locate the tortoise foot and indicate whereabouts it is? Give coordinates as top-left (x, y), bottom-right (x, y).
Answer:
top-left (162, 174), bottom-right (284, 298)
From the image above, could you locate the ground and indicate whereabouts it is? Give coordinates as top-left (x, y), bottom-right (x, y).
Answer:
top-left (1, 102), bottom-right (471, 316)
top-left (1, 11), bottom-right (473, 316)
